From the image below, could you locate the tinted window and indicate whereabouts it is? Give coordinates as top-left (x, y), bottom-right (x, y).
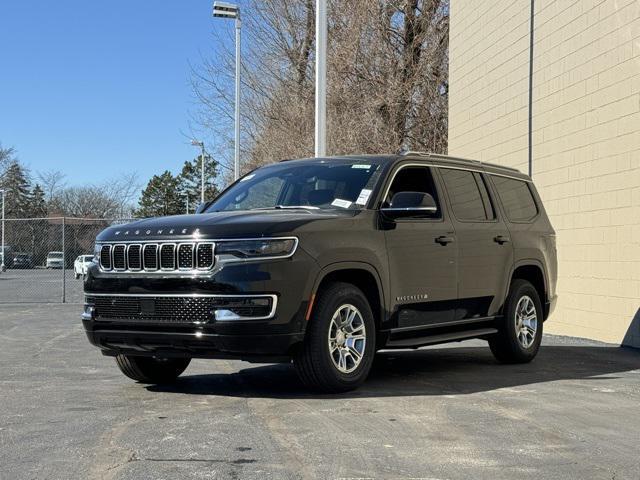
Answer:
top-left (440, 169), bottom-right (489, 221)
top-left (491, 176), bottom-right (538, 222)
top-left (386, 166), bottom-right (441, 218)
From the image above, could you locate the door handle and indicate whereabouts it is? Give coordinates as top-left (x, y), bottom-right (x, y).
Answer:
top-left (435, 235), bottom-right (455, 245)
top-left (494, 235), bottom-right (510, 245)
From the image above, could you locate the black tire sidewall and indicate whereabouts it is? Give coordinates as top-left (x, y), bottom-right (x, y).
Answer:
top-left (309, 283), bottom-right (376, 388)
top-left (503, 280), bottom-right (543, 357)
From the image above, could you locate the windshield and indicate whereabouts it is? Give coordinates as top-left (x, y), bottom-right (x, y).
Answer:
top-left (206, 159), bottom-right (383, 212)
top-left (48, 253), bottom-right (63, 259)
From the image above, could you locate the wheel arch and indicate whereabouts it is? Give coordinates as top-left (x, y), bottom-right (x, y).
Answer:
top-left (309, 262), bottom-right (386, 333)
top-left (508, 260), bottom-right (549, 319)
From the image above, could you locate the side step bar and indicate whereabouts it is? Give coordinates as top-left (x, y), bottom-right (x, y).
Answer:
top-left (385, 327), bottom-right (499, 349)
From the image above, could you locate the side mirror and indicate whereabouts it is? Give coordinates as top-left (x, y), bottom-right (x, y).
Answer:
top-left (381, 192), bottom-right (438, 218)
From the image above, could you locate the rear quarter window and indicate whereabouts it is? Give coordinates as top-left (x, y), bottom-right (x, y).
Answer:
top-left (491, 176), bottom-right (538, 222)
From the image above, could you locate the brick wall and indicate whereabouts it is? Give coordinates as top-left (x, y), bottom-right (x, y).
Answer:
top-left (449, 0), bottom-right (640, 346)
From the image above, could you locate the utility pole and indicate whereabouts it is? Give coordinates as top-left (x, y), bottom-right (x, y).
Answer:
top-left (315, 0), bottom-right (327, 157)
top-left (0, 189), bottom-right (5, 273)
top-left (213, 2), bottom-right (241, 179)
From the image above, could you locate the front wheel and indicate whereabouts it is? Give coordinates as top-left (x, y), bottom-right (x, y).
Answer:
top-left (115, 355), bottom-right (191, 384)
top-left (489, 279), bottom-right (543, 363)
top-left (294, 282), bottom-right (376, 393)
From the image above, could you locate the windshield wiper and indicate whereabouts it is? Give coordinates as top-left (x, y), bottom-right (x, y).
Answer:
top-left (274, 205), bottom-right (320, 210)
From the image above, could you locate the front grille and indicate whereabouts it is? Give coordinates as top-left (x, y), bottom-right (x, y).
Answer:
top-left (160, 244), bottom-right (176, 270)
top-left (143, 244), bottom-right (158, 270)
top-left (112, 245), bottom-right (126, 270)
top-left (86, 294), bottom-right (276, 323)
top-left (127, 245), bottom-right (142, 270)
top-left (178, 244), bottom-right (194, 269)
top-left (100, 245), bottom-right (112, 270)
top-left (196, 244), bottom-right (214, 269)
top-left (98, 242), bottom-right (215, 273)
top-left (88, 296), bottom-right (216, 324)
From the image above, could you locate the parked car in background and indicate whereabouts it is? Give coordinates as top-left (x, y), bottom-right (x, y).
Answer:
top-left (11, 253), bottom-right (34, 269)
top-left (46, 251), bottom-right (64, 269)
top-left (74, 255), bottom-right (94, 278)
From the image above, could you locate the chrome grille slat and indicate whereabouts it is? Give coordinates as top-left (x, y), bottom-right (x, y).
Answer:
top-left (160, 244), bottom-right (176, 270)
top-left (112, 245), bottom-right (127, 270)
top-left (127, 244), bottom-right (142, 271)
top-left (177, 243), bottom-right (194, 270)
top-left (143, 244), bottom-right (158, 271)
top-left (97, 242), bottom-right (215, 273)
top-left (99, 245), bottom-right (112, 270)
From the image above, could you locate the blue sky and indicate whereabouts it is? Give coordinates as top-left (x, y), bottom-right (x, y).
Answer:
top-left (0, 1), bottom-right (238, 186)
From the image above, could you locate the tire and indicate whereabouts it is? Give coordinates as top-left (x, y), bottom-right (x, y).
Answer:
top-left (75, 273), bottom-right (80, 279)
top-left (489, 279), bottom-right (543, 364)
top-left (294, 282), bottom-right (376, 393)
top-left (115, 355), bottom-right (191, 384)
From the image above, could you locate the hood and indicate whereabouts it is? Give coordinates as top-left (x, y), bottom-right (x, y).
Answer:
top-left (96, 209), bottom-right (357, 242)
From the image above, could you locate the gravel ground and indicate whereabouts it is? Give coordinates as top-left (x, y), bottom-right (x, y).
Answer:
top-left (1, 304), bottom-right (639, 480)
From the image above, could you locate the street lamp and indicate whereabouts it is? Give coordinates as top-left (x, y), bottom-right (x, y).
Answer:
top-left (190, 139), bottom-right (206, 204)
top-left (0, 189), bottom-right (5, 273)
top-left (213, 1), bottom-right (241, 180)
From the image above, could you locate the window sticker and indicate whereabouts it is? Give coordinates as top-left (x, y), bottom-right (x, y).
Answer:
top-left (331, 198), bottom-right (352, 209)
top-left (355, 189), bottom-right (372, 205)
top-left (351, 164), bottom-right (371, 169)
top-left (240, 174), bottom-right (255, 182)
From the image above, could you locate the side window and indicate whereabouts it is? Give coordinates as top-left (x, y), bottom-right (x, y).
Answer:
top-left (440, 168), bottom-right (492, 221)
top-left (491, 176), bottom-right (538, 222)
top-left (385, 166), bottom-right (441, 218)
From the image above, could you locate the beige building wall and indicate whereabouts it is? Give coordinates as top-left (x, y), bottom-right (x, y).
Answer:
top-left (449, 0), bottom-right (640, 346)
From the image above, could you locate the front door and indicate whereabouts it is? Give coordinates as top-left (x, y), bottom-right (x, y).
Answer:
top-left (382, 165), bottom-right (458, 329)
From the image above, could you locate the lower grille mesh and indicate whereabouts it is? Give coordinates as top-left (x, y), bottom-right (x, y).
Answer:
top-left (86, 295), bottom-right (275, 323)
top-left (88, 296), bottom-right (215, 324)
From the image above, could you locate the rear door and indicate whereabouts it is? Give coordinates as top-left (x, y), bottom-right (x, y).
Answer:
top-left (437, 167), bottom-right (513, 320)
top-left (382, 164), bottom-right (458, 328)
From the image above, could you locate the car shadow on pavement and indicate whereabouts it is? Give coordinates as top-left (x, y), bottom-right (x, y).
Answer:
top-left (146, 344), bottom-right (640, 399)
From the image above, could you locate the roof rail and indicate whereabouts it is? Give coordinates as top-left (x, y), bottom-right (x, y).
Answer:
top-left (400, 150), bottom-right (521, 173)
top-left (399, 150), bottom-right (432, 157)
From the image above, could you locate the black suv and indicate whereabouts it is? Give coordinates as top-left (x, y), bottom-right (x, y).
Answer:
top-left (83, 153), bottom-right (557, 392)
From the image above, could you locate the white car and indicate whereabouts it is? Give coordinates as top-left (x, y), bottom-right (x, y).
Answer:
top-left (74, 255), bottom-right (94, 279)
top-left (46, 251), bottom-right (64, 269)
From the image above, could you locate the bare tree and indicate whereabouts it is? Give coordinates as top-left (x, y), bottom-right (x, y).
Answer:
top-left (37, 170), bottom-right (68, 203)
top-left (47, 173), bottom-right (141, 218)
top-left (191, 0), bottom-right (449, 173)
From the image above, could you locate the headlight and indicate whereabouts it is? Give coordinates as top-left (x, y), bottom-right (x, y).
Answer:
top-left (216, 238), bottom-right (297, 260)
top-left (93, 244), bottom-right (101, 263)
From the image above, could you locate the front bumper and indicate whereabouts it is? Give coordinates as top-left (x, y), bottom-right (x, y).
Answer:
top-left (82, 317), bottom-right (303, 362)
top-left (81, 248), bottom-right (318, 360)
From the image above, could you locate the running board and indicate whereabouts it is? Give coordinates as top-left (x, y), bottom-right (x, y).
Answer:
top-left (385, 327), bottom-right (499, 349)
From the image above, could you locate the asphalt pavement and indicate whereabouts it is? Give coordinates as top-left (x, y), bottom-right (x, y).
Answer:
top-left (1, 303), bottom-right (639, 479)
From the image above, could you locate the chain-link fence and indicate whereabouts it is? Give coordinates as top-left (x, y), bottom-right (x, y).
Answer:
top-left (0, 217), bottom-right (133, 303)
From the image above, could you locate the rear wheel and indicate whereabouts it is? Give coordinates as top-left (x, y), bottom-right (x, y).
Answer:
top-left (115, 355), bottom-right (191, 384)
top-left (489, 279), bottom-right (543, 363)
top-left (295, 282), bottom-right (376, 393)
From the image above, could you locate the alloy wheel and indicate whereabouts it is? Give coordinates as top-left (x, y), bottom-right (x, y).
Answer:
top-left (515, 295), bottom-right (538, 348)
top-left (327, 304), bottom-right (367, 373)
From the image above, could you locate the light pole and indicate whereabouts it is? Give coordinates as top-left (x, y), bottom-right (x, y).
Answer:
top-left (213, 1), bottom-right (241, 180)
top-left (315, 0), bottom-right (327, 157)
top-left (191, 139), bottom-right (206, 204)
top-left (0, 189), bottom-right (5, 273)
